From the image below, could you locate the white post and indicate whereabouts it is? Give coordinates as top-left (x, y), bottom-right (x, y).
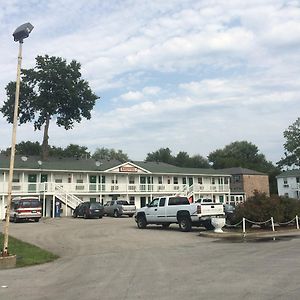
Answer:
top-left (271, 217), bottom-right (275, 232)
top-left (65, 192), bottom-right (68, 217)
top-left (43, 187), bottom-right (46, 217)
top-left (296, 215), bottom-right (299, 230)
top-left (52, 194), bottom-right (55, 218)
top-left (242, 217), bottom-right (246, 233)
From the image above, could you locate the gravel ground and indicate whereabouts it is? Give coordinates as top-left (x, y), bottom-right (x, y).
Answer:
top-left (1, 217), bottom-right (300, 300)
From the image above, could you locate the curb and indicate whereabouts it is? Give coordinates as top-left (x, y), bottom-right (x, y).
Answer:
top-left (200, 229), bottom-right (300, 239)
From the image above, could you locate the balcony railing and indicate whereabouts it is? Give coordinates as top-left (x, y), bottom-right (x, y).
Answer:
top-left (0, 181), bottom-right (230, 195)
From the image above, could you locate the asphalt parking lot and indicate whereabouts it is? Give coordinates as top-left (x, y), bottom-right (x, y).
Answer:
top-left (1, 217), bottom-right (300, 300)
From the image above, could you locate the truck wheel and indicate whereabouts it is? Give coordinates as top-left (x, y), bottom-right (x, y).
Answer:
top-left (113, 210), bottom-right (120, 218)
top-left (137, 215), bottom-right (147, 229)
top-left (203, 220), bottom-right (214, 230)
top-left (178, 217), bottom-right (191, 232)
top-left (83, 212), bottom-right (88, 219)
top-left (162, 223), bottom-right (170, 229)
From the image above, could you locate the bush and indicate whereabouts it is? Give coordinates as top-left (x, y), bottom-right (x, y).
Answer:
top-left (232, 192), bottom-right (300, 224)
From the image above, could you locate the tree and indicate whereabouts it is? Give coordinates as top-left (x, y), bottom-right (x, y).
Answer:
top-left (92, 147), bottom-right (129, 162)
top-left (188, 155), bottom-right (210, 168)
top-left (208, 141), bottom-right (280, 195)
top-left (1, 141), bottom-right (41, 156)
top-left (146, 148), bottom-right (174, 164)
top-left (278, 117), bottom-right (300, 168)
top-left (49, 144), bottom-right (90, 158)
top-left (1, 55), bottom-right (99, 160)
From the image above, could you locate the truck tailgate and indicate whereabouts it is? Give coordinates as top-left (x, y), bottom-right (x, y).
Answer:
top-left (121, 205), bottom-right (136, 212)
top-left (200, 203), bottom-right (224, 216)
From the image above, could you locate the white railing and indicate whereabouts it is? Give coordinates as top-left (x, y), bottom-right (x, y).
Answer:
top-left (0, 181), bottom-right (230, 195)
top-left (53, 184), bottom-right (82, 210)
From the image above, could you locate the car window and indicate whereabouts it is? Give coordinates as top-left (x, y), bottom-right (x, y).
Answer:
top-left (90, 203), bottom-right (101, 209)
top-left (20, 200), bottom-right (41, 208)
top-left (168, 197), bottom-right (189, 206)
top-left (159, 198), bottom-right (166, 207)
top-left (117, 200), bottom-right (129, 205)
top-left (148, 198), bottom-right (159, 207)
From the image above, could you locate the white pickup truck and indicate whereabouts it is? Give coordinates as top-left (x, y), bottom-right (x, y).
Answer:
top-left (134, 195), bottom-right (224, 232)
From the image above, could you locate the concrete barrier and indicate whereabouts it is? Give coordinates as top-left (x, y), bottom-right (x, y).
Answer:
top-left (0, 255), bottom-right (17, 269)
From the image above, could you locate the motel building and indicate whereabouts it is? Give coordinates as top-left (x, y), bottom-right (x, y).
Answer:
top-left (0, 155), bottom-right (233, 219)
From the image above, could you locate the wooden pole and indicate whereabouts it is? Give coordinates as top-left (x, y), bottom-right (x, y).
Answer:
top-left (2, 41), bottom-right (23, 256)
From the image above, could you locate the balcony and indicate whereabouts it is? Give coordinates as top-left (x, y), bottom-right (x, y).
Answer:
top-left (0, 181), bottom-right (230, 195)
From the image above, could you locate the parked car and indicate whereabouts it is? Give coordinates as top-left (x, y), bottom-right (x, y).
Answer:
top-left (104, 200), bottom-right (136, 217)
top-left (73, 202), bottom-right (104, 219)
top-left (223, 204), bottom-right (235, 224)
top-left (9, 197), bottom-right (42, 223)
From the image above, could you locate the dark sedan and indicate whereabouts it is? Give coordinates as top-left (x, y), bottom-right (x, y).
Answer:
top-left (73, 202), bottom-right (104, 219)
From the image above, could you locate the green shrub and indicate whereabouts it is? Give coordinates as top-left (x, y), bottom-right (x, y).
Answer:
top-left (232, 191), bottom-right (300, 224)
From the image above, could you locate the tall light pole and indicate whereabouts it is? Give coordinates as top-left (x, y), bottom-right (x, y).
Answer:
top-left (1, 23), bottom-right (34, 256)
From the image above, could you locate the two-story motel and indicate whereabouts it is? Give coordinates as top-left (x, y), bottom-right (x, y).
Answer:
top-left (0, 154), bottom-right (235, 219)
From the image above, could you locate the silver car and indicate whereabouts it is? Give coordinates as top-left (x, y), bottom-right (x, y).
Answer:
top-left (104, 200), bottom-right (136, 217)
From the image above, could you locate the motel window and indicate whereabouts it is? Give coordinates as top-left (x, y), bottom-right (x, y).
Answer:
top-left (158, 176), bottom-right (163, 184)
top-left (296, 177), bottom-right (300, 183)
top-left (129, 176), bottom-right (135, 184)
top-left (218, 178), bottom-right (223, 184)
top-left (76, 179), bottom-right (83, 184)
top-left (129, 196), bottom-right (135, 205)
top-left (182, 177), bottom-right (187, 184)
top-left (12, 174), bottom-right (20, 183)
top-left (224, 177), bottom-right (229, 184)
top-left (211, 178), bottom-right (215, 184)
top-left (55, 179), bottom-right (63, 183)
top-left (233, 175), bottom-right (241, 183)
top-left (198, 177), bottom-right (203, 184)
top-left (173, 177), bottom-right (178, 184)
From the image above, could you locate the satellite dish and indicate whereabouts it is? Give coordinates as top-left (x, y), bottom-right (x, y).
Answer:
top-left (95, 161), bottom-right (101, 167)
top-left (21, 156), bottom-right (28, 162)
top-left (37, 160), bottom-right (42, 166)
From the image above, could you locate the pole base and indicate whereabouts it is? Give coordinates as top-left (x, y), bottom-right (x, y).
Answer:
top-left (0, 255), bottom-right (17, 269)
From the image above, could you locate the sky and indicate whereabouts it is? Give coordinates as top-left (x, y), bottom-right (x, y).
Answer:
top-left (0, 0), bottom-right (299, 163)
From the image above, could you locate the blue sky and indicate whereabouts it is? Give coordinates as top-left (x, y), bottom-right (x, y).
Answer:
top-left (0, 0), bottom-right (299, 163)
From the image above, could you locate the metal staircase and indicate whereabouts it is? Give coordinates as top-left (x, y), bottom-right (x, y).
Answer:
top-left (54, 184), bottom-right (83, 210)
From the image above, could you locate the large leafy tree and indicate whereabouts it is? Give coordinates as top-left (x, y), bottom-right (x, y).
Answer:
top-left (278, 117), bottom-right (300, 168)
top-left (1, 141), bottom-right (41, 156)
top-left (146, 147), bottom-right (174, 164)
top-left (1, 141), bottom-right (91, 158)
top-left (208, 141), bottom-right (280, 194)
top-left (1, 55), bottom-right (99, 160)
top-left (145, 148), bottom-right (210, 168)
top-left (92, 147), bottom-right (129, 162)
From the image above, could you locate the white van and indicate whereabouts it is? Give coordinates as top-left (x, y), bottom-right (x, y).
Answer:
top-left (10, 197), bottom-right (42, 223)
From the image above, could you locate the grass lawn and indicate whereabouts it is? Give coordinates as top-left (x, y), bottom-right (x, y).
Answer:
top-left (0, 233), bottom-right (59, 268)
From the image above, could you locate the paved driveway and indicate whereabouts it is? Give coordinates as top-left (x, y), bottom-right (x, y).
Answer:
top-left (1, 217), bottom-right (300, 300)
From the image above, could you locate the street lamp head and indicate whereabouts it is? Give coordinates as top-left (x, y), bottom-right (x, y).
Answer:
top-left (13, 22), bottom-right (34, 43)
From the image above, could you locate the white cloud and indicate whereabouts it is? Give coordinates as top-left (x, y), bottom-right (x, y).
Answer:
top-left (0, 0), bottom-right (299, 163)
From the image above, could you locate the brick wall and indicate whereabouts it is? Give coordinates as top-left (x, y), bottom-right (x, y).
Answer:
top-left (243, 174), bottom-right (270, 198)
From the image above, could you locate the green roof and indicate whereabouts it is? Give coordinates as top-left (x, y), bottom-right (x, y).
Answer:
top-left (217, 167), bottom-right (266, 176)
top-left (277, 169), bottom-right (300, 178)
top-left (0, 155), bottom-right (230, 176)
